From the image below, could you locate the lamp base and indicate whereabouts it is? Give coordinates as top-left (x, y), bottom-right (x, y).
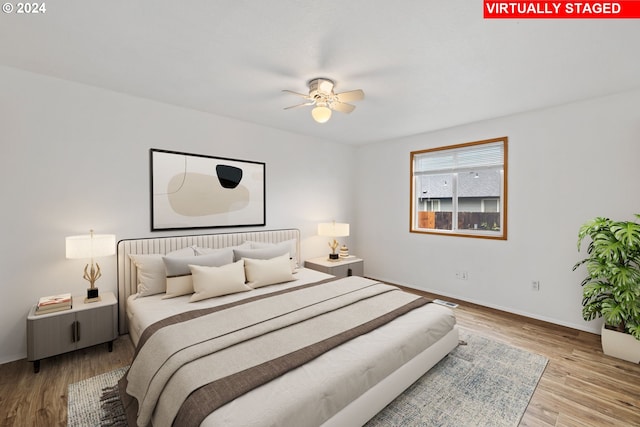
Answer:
top-left (85, 287), bottom-right (101, 303)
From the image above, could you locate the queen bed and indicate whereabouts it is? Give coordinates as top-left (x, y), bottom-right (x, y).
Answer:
top-left (116, 229), bottom-right (458, 427)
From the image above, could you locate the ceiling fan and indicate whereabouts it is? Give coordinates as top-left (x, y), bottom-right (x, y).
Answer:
top-left (283, 78), bottom-right (364, 123)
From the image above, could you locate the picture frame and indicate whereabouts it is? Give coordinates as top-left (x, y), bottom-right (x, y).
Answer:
top-left (150, 149), bottom-right (266, 231)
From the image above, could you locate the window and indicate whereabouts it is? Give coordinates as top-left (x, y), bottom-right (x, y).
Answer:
top-left (410, 137), bottom-right (508, 239)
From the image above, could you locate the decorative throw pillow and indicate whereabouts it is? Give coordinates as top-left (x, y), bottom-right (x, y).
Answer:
top-left (233, 245), bottom-right (294, 271)
top-left (129, 247), bottom-right (199, 298)
top-left (163, 249), bottom-right (234, 299)
top-left (189, 260), bottom-right (251, 302)
top-left (129, 254), bottom-right (166, 298)
top-left (245, 239), bottom-right (299, 268)
top-left (166, 246), bottom-right (199, 257)
top-left (162, 276), bottom-right (195, 299)
top-left (243, 254), bottom-right (295, 289)
top-left (194, 242), bottom-right (251, 255)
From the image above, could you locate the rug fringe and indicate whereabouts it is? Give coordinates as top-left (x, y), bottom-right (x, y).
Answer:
top-left (100, 385), bottom-right (128, 427)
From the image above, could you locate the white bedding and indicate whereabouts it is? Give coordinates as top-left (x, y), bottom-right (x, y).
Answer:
top-left (202, 297), bottom-right (455, 427)
top-left (126, 268), bottom-right (332, 346)
top-left (126, 268), bottom-right (456, 426)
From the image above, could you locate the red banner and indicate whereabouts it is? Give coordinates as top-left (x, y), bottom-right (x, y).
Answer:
top-left (484, 1), bottom-right (640, 18)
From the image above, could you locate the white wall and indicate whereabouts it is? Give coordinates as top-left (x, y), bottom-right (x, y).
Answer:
top-left (355, 89), bottom-right (640, 333)
top-left (0, 66), bottom-right (356, 363)
top-left (3, 63), bottom-right (638, 364)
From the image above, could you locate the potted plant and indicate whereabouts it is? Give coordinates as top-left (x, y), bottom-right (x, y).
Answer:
top-left (574, 215), bottom-right (640, 363)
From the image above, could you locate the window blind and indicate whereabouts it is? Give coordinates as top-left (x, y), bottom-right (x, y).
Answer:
top-left (414, 141), bottom-right (504, 173)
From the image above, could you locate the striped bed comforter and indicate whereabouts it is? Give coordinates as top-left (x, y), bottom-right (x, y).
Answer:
top-left (119, 276), bottom-right (439, 427)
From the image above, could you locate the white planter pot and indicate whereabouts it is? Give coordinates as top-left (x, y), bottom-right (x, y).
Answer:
top-left (601, 325), bottom-right (640, 363)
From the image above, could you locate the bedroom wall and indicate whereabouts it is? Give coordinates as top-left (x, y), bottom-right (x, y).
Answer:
top-left (0, 65), bottom-right (356, 363)
top-left (354, 88), bottom-right (640, 334)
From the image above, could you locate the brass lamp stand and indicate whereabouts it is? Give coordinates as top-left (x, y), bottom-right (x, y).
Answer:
top-left (66, 229), bottom-right (116, 303)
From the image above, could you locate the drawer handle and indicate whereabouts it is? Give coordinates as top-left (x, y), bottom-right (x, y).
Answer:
top-left (71, 320), bottom-right (81, 342)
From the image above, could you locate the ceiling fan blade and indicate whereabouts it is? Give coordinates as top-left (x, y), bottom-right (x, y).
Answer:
top-left (330, 102), bottom-right (356, 114)
top-left (284, 101), bottom-right (315, 110)
top-left (335, 89), bottom-right (364, 103)
top-left (282, 89), bottom-right (311, 99)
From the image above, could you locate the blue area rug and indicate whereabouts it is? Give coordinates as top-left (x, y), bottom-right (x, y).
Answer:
top-left (365, 330), bottom-right (548, 426)
top-left (67, 330), bottom-right (547, 427)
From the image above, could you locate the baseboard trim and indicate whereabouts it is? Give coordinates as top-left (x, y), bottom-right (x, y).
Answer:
top-left (366, 275), bottom-right (602, 336)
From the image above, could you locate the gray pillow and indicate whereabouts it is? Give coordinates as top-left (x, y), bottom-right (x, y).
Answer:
top-left (163, 249), bottom-right (234, 277)
top-left (233, 246), bottom-right (289, 263)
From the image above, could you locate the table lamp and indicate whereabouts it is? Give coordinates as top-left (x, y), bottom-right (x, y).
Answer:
top-left (66, 230), bottom-right (116, 302)
top-left (318, 221), bottom-right (349, 261)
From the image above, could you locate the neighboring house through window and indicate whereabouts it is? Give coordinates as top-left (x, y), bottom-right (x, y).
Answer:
top-left (410, 137), bottom-right (508, 239)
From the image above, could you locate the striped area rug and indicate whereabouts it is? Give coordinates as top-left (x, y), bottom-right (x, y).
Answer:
top-left (68, 330), bottom-right (547, 427)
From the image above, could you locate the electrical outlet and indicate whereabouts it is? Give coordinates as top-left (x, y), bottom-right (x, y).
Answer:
top-left (531, 280), bottom-right (540, 291)
top-left (456, 271), bottom-right (469, 280)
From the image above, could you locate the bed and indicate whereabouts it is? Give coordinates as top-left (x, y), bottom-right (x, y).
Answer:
top-left (116, 229), bottom-right (458, 427)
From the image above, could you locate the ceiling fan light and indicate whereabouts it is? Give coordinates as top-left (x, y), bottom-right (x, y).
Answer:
top-left (311, 106), bottom-right (332, 123)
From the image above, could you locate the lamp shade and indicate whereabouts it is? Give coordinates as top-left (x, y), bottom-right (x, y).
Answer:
top-left (318, 222), bottom-right (349, 237)
top-left (311, 106), bottom-right (332, 123)
top-left (66, 233), bottom-right (116, 259)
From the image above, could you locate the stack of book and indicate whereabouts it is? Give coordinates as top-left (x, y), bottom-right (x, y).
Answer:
top-left (35, 293), bottom-right (72, 315)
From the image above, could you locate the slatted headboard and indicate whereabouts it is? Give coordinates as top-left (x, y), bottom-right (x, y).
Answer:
top-left (116, 228), bottom-right (300, 335)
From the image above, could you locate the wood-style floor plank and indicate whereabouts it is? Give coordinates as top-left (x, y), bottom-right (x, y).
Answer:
top-left (1, 287), bottom-right (639, 426)
top-left (0, 337), bottom-right (133, 427)
top-left (399, 286), bottom-right (640, 427)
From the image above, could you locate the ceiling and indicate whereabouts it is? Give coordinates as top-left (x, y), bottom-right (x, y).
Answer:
top-left (2, 1), bottom-right (639, 145)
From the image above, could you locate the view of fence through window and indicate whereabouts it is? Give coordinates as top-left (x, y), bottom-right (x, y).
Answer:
top-left (410, 137), bottom-right (507, 239)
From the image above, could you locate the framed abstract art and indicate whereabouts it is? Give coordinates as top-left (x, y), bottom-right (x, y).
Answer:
top-left (150, 149), bottom-right (266, 231)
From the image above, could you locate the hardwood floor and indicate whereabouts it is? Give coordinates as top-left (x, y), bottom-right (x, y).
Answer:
top-left (401, 288), bottom-right (640, 427)
top-left (0, 337), bottom-right (133, 427)
top-left (1, 291), bottom-right (639, 427)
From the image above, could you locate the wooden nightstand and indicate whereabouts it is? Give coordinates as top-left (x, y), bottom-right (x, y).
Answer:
top-left (305, 256), bottom-right (364, 278)
top-left (27, 291), bottom-right (118, 373)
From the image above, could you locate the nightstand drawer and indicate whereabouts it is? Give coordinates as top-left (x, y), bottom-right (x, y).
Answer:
top-left (329, 262), bottom-right (363, 278)
top-left (305, 257), bottom-right (364, 278)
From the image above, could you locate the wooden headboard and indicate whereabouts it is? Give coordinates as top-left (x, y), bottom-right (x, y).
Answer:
top-left (116, 228), bottom-right (300, 335)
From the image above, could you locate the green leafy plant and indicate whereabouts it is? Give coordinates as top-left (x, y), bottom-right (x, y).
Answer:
top-left (573, 215), bottom-right (640, 340)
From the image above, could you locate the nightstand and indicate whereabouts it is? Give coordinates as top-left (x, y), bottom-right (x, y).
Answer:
top-left (305, 256), bottom-right (364, 278)
top-left (27, 291), bottom-right (118, 373)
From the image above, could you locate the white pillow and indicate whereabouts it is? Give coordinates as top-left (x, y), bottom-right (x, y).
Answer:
top-left (129, 254), bottom-right (166, 297)
top-left (194, 242), bottom-right (251, 255)
top-left (245, 239), bottom-right (298, 267)
top-left (129, 247), bottom-right (198, 298)
top-left (243, 254), bottom-right (295, 289)
top-left (163, 250), bottom-right (234, 299)
top-left (189, 260), bottom-right (251, 302)
top-left (163, 276), bottom-right (194, 299)
top-left (166, 246), bottom-right (199, 257)
top-left (233, 244), bottom-right (297, 271)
